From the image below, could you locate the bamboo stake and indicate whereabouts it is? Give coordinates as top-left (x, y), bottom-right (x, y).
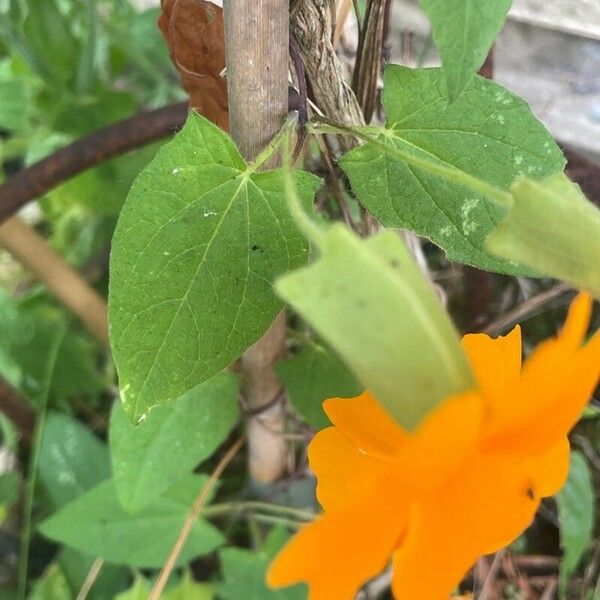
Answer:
top-left (223, 0), bottom-right (290, 483)
top-left (0, 216), bottom-right (109, 344)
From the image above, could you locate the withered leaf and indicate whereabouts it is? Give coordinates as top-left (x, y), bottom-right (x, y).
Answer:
top-left (159, 0), bottom-right (228, 130)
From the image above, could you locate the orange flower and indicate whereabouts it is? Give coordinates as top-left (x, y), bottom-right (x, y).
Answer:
top-left (267, 293), bottom-right (600, 600)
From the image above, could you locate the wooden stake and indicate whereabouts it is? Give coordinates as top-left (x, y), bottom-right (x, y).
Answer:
top-left (0, 216), bottom-right (109, 344)
top-left (223, 1), bottom-right (289, 483)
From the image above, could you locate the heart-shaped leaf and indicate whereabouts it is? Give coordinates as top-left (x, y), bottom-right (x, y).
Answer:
top-left (109, 112), bottom-right (320, 422)
top-left (341, 66), bottom-right (565, 275)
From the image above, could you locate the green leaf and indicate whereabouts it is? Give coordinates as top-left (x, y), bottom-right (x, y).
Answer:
top-left (43, 144), bottom-right (159, 219)
top-left (341, 66), bottom-right (565, 275)
top-left (0, 288), bottom-right (33, 390)
top-left (52, 89), bottom-right (137, 137)
top-left (0, 471), bottom-right (19, 523)
top-left (276, 225), bottom-right (474, 430)
top-left (556, 451), bottom-right (596, 597)
top-left (0, 412), bottom-right (18, 452)
top-left (118, 574), bottom-right (213, 600)
top-left (0, 79), bottom-right (29, 130)
top-left (0, 296), bottom-right (104, 407)
top-left (219, 528), bottom-right (307, 600)
top-left (163, 571), bottom-right (214, 600)
top-left (37, 412), bottom-right (111, 510)
top-left (276, 346), bottom-right (362, 429)
top-left (39, 475), bottom-right (224, 568)
top-left (114, 576), bottom-right (150, 600)
top-left (109, 112), bottom-right (320, 423)
top-left (21, 0), bottom-right (80, 86)
top-left (43, 325), bottom-right (105, 400)
top-left (419, 0), bottom-right (512, 100)
top-left (487, 174), bottom-right (600, 298)
top-left (58, 548), bottom-right (129, 600)
top-left (75, 0), bottom-right (98, 94)
top-left (110, 372), bottom-right (239, 512)
top-left (28, 564), bottom-right (72, 600)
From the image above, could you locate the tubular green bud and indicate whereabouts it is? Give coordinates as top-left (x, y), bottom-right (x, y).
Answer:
top-left (276, 224), bottom-right (475, 430)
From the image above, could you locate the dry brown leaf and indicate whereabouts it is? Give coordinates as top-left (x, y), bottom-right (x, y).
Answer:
top-left (159, 0), bottom-right (228, 131)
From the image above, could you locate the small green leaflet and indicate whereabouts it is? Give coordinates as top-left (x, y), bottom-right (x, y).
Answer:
top-left (0, 471), bottom-right (19, 523)
top-left (162, 571), bottom-right (214, 600)
top-left (556, 451), bottom-right (596, 597)
top-left (0, 288), bottom-right (32, 392)
top-left (28, 564), bottom-right (72, 600)
top-left (276, 346), bottom-right (362, 430)
top-left (109, 111), bottom-right (320, 422)
top-left (39, 475), bottom-right (224, 568)
top-left (110, 372), bottom-right (239, 512)
top-left (219, 527), bottom-right (307, 600)
top-left (116, 573), bottom-right (213, 600)
top-left (0, 80), bottom-right (29, 131)
top-left (487, 174), bottom-right (600, 298)
top-left (38, 412), bottom-right (111, 510)
top-left (58, 548), bottom-right (129, 600)
top-left (276, 225), bottom-right (474, 430)
top-left (114, 577), bottom-right (149, 600)
top-left (420, 0), bottom-right (512, 100)
top-left (341, 66), bottom-right (565, 275)
top-left (0, 296), bottom-right (104, 407)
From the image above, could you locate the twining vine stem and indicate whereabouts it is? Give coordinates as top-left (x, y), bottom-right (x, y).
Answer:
top-left (0, 102), bottom-right (188, 224)
top-left (308, 118), bottom-right (514, 208)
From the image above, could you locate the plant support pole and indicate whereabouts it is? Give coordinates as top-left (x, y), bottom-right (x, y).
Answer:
top-left (224, 1), bottom-right (289, 483)
top-left (0, 216), bottom-right (109, 344)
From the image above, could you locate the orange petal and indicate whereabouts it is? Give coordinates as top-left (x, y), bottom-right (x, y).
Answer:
top-left (267, 495), bottom-right (409, 600)
top-left (391, 392), bottom-right (483, 492)
top-left (487, 329), bottom-right (600, 452)
top-left (391, 502), bottom-right (477, 600)
top-left (462, 326), bottom-right (522, 419)
top-left (559, 292), bottom-right (593, 351)
top-left (392, 450), bottom-right (541, 600)
top-left (308, 427), bottom-right (389, 512)
top-left (528, 437), bottom-right (571, 498)
top-left (323, 391), bottom-right (407, 458)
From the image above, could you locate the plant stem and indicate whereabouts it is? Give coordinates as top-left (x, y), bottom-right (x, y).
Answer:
top-left (250, 513), bottom-right (306, 530)
top-left (0, 102), bottom-right (188, 225)
top-left (75, 558), bottom-right (104, 600)
top-left (247, 114), bottom-right (299, 174)
top-left (17, 324), bottom-right (68, 600)
top-left (201, 500), bottom-right (315, 522)
top-left (282, 132), bottom-right (326, 247)
top-left (309, 119), bottom-right (513, 209)
top-left (149, 438), bottom-right (245, 600)
top-left (286, 328), bottom-right (322, 351)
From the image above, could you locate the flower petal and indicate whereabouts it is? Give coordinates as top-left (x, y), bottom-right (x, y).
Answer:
top-left (486, 329), bottom-right (600, 452)
top-left (559, 292), bottom-right (593, 351)
top-left (323, 391), bottom-right (407, 458)
top-left (462, 326), bottom-right (522, 417)
top-left (528, 436), bottom-right (570, 498)
top-left (392, 450), bottom-right (540, 600)
top-left (392, 392), bottom-right (483, 492)
top-left (267, 494), bottom-right (409, 600)
top-left (391, 502), bottom-right (476, 600)
top-left (308, 427), bottom-right (389, 512)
